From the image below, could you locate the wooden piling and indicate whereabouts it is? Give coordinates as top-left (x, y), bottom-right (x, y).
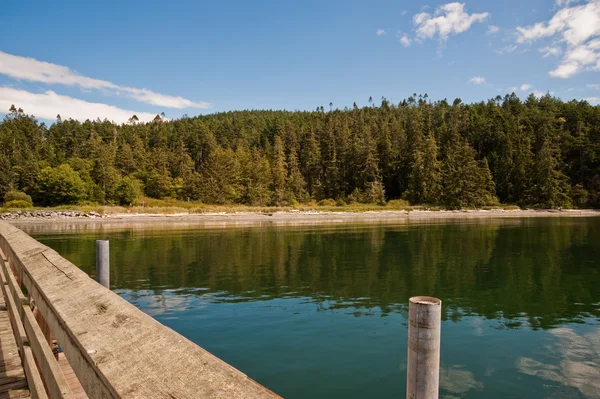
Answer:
top-left (95, 240), bottom-right (109, 288)
top-left (406, 296), bottom-right (441, 399)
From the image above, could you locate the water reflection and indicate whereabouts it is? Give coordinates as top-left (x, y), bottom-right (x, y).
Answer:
top-left (517, 328), bottom-right (600, 397)
top-left (20, 217), bottom-right (600, 399)
top-left (25, 217), bottom-right (600, 328)
top-left (440, 366), bottom-right (484, 397)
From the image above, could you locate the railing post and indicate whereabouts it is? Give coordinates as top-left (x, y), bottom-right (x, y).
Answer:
top-left (96, 240), bottom-right (110, 288)
top-left (407, 296), bottom-right (442, 399)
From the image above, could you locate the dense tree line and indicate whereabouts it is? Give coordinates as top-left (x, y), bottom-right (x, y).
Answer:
top-left (1, 93), bottom-right (599, 208)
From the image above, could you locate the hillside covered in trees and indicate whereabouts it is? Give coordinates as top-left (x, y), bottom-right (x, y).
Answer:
top-left (1, 93), bottom-right (599, 209)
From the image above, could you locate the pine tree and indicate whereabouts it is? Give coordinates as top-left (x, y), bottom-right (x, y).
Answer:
top-left (272, 136), bottom-right (287, 205)
top-left (200, 147), bottom-right (241, 204)
top-left (528, 138), bottom-right (571, 208)
top-left (422, 135), bottom-right (442, 204)
top-left (287, 139), bottom-right (307, 202)
top-left (442, 141), bottom-right (497, 208)
top-left (302, 127), bottom-right (322, 199)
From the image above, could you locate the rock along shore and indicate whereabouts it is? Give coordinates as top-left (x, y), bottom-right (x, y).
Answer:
top-left (2, 208), bottom-right (600, 223)
top-left (0, 210), bottom-right (106, 220)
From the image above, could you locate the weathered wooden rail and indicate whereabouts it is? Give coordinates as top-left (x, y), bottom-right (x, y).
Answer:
top-left (0, 220), bottom-right (281, 399)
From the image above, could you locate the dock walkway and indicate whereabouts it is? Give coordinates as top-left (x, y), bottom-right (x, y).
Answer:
top-left (0, 220), bottom-right (280, 398)
top-left (0, 292), bottom-right (29, 399)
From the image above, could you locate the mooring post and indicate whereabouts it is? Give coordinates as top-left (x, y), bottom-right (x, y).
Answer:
top-left (96, 240), bottom-right (110, 288)
top-left (406, 296), bottom-right (441, 399)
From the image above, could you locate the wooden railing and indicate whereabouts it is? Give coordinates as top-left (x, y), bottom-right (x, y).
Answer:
top-left (0, 221), bottom-right (280, 399)
top-left (0, 244), bottom-right (72, 398)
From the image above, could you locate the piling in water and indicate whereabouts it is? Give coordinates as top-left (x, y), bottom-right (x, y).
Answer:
top-left (96, 240), bottom-right (110, 288)
top-left (406, 296), bottom-right (441, 399)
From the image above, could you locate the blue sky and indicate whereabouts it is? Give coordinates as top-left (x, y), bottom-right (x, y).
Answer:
top-left (1, 0), bottom-right (599, 123)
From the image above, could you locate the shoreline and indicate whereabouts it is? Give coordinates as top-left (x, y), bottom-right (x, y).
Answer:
top-left (6, 209), bottom-right (600, 230)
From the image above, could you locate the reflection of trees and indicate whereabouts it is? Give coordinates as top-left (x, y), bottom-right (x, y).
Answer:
top-left (516, 328), bottom-right (600, 397)
top-left (31, 218), bottom-right (600, 327)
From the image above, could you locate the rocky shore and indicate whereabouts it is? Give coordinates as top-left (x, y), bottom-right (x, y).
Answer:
top-left (0, 210), bottom-right (105, 220)
top-left (2, 208), bottom-right (599, 226)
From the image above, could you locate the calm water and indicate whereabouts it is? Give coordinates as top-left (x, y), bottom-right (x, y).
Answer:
top-left (20, 217), bottom-right (600, 398)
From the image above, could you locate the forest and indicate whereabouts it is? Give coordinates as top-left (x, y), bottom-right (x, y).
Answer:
top-left (1, 93), bottom-right (599, 209)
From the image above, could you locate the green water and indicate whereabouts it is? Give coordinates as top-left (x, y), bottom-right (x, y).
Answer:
top-left (21, 217), bottom-right (600, 398)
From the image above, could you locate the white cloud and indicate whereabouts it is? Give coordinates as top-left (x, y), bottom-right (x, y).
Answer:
top-left (401, 10), bottom-right (408, 16)
top-left (540, 46), bottom-right (561, 57)
top-left (556, 0), bottom-right (580, 7)
top-left (0, 87), bottom-right (158, 123)
top-left (587, 83), bottom-right (600, 89)
top-left (532, 90), bottom-right (553, 97)
top-left (376, 29), bottom-right (386, 36)
top-left (509, 83), bottom-right (536, 92)
top-left (515, 1), bottom-right (600, 79)
top-left (399, 34), bottom-right (412, 47)
top-left (0, 51), bottom-right (209, 109)
top-left (487, 25), bottom-right (500, 34)
top-left (496, 45), bottom-right (518, 55)
top-left (468, 76), bottom-right (486, 84)
top-left (549, 62), bottom-right (580, 78)
top-left (585, 96), bottom-right (600, 104)
top-left (516, 2), bottom-right (600, 46)
top-left (549, 38), bottom-right (600, 78)
top-left (413, 2), bottom-right (489, 41)
top-left (520, 83), bottom-right (534, 91)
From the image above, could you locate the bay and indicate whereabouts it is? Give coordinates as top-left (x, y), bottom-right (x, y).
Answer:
top-left (21, 217), bottom-right (600, 398)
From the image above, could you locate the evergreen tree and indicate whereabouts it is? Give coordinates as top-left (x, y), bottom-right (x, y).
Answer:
top-left (287, 138), bottom-right (307, 202)
top-left (1, 95), bottom-right (599, 209)
top-left (528, 138), bottom-right (571, 208)
top-left (272, 136), bottom-right (287, 205)
top-left (442, 141), bottom-right (497, 208)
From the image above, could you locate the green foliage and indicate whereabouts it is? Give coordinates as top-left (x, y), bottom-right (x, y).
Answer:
top-left (363, 181), bottom-right (386, 205)
top-left (3, 200), bottom-right (33, 209)
top-left (117, 176), bottom-right (144, 205)
top-left (4, 190), bottom-right (33, 205)
top-left (527, 139), bottom-right (571, 208)
top-left (347, 188), bottom-right (363, 204)
top-left (387, 199), bottom-right (410, 208)
top-left (33, 164), bottom-right (88, 206)
top-left (318, 199), bottom-right (337, 206)
top-left (1, 94), bottom-right (600, 209)
top-left (442, 142), bottom-right (499, 208)
top-left (0, 157), bottom-right (12, 200)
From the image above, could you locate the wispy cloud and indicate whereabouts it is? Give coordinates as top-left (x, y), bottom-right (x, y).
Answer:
top-left (584, 96), bottom-right (600, 104)
top-left (587, 83), bottom-right (600, 89)
top-left (376, 29), bottom-right (387, 36)
top-left (555, 0), bottom-right (580, 7)
top-left (539, 46), bottom-right (561, 57)
top-left (468, 76), bottom-right (486, 84)
top-left (509, 83), bottom-right (535, 92)
top-left (413, 3), bottom-right (489, 42)
top-left (496, 45), bottom-right (518, 55)
top-left (515, 1), bottom-right (600, 78)
top-left (487, 25), bottom-right (500, 34)
top-left (0, 87), bottom-right (158, 123)
top-left (399, 33), bottom-right (412, 47)
top-left (532, 90), bottom-right (553, 97)
top-left (0, 51), bottom-right (210, 109)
